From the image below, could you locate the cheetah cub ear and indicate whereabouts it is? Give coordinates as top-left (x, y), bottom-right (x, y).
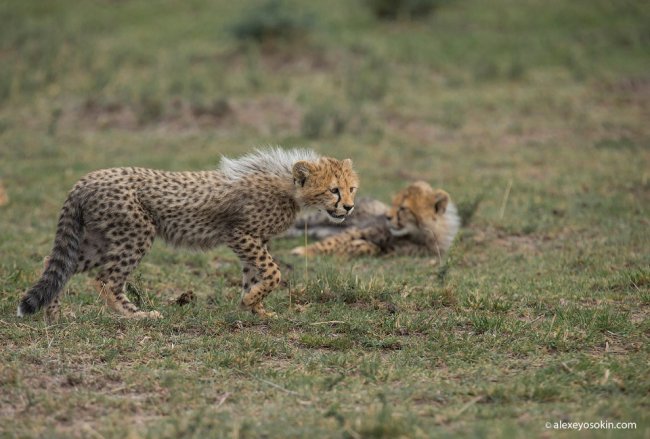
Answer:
top-left (293, 161), bottom-right (316, 187)
top-left (431, 189), bottom-right (450, 214)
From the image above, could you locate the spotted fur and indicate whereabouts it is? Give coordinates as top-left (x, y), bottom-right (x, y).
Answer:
top-left (18, 148), bottom-right (358, 319)
top-left (291, 181), bottom-right (459, 258)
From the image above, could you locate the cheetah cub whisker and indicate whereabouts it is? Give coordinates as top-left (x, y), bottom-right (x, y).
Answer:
top-left (17, 147), bottom-right (358, 319)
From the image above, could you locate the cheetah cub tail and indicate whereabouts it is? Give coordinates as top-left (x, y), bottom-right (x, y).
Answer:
top-left (17, 198), bottom-right (84, 317)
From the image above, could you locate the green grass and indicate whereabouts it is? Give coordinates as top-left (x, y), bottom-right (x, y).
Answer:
top-left (1, 0), bottom-right (649, 437)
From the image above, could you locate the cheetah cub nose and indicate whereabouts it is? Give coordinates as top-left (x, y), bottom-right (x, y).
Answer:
top-left (343, 204), bottom-right (354, 212)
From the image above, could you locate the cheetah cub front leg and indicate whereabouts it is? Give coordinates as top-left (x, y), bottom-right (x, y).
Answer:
top-left (230, 234), bottom-right (281, 318)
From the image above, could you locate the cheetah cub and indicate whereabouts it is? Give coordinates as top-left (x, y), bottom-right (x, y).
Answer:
top-left (291, 181), bottom-right (459, 258)
top-left (17, 148), bottom-right (358, 319)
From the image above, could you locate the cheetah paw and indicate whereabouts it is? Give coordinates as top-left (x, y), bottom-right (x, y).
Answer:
top-left (133, 310), bottom-right (163, 319)
top-left (45, 311), bottom-right (60, 324)
top-left (257, 310), bottom-right (278, 319)
top-left (250, 303), bottom-right (278, 319)
top-left (290, 246), bottom-right (306, 256)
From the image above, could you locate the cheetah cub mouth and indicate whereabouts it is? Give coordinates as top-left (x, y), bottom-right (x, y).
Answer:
top-left (326, 209), bottom-right (348, 223)
top-left (388, 224), bottom-right (416, 237)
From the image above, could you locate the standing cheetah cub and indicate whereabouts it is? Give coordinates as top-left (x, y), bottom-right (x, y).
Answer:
top-left (17, 148), bottom-right (358, 319)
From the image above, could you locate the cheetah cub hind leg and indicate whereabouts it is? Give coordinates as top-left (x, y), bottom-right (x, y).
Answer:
top-left (94, 280), bottom-right (162, 319)
top-left (92, 220), bottom-right (163, 319)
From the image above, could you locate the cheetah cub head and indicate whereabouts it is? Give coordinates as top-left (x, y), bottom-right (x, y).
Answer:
top-left (293, 157), bottom-right (359, 224)
top-left (385, 181), bottom-right (452, 238)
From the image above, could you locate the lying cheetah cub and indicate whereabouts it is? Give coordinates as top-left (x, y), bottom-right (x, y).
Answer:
top-left (18, 148), bottom-right (358, 319)
top-left (291, 181), bottom-right (459, 258)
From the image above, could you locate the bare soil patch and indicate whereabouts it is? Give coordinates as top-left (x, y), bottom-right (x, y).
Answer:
top-left (59, 96), bottom-right (303, 135)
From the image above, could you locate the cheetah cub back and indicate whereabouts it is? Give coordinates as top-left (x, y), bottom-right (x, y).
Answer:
top-left (18, 148), bottom-right (358, 320)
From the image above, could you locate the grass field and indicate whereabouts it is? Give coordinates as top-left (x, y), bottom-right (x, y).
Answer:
top-left (1, 0), bottom-right (649, 437)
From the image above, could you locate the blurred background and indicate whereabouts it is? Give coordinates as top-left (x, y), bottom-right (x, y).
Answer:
top-left (1, 0), bottom-right (648, 194)
top-left (1, 0), bottom-right (648, 246)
